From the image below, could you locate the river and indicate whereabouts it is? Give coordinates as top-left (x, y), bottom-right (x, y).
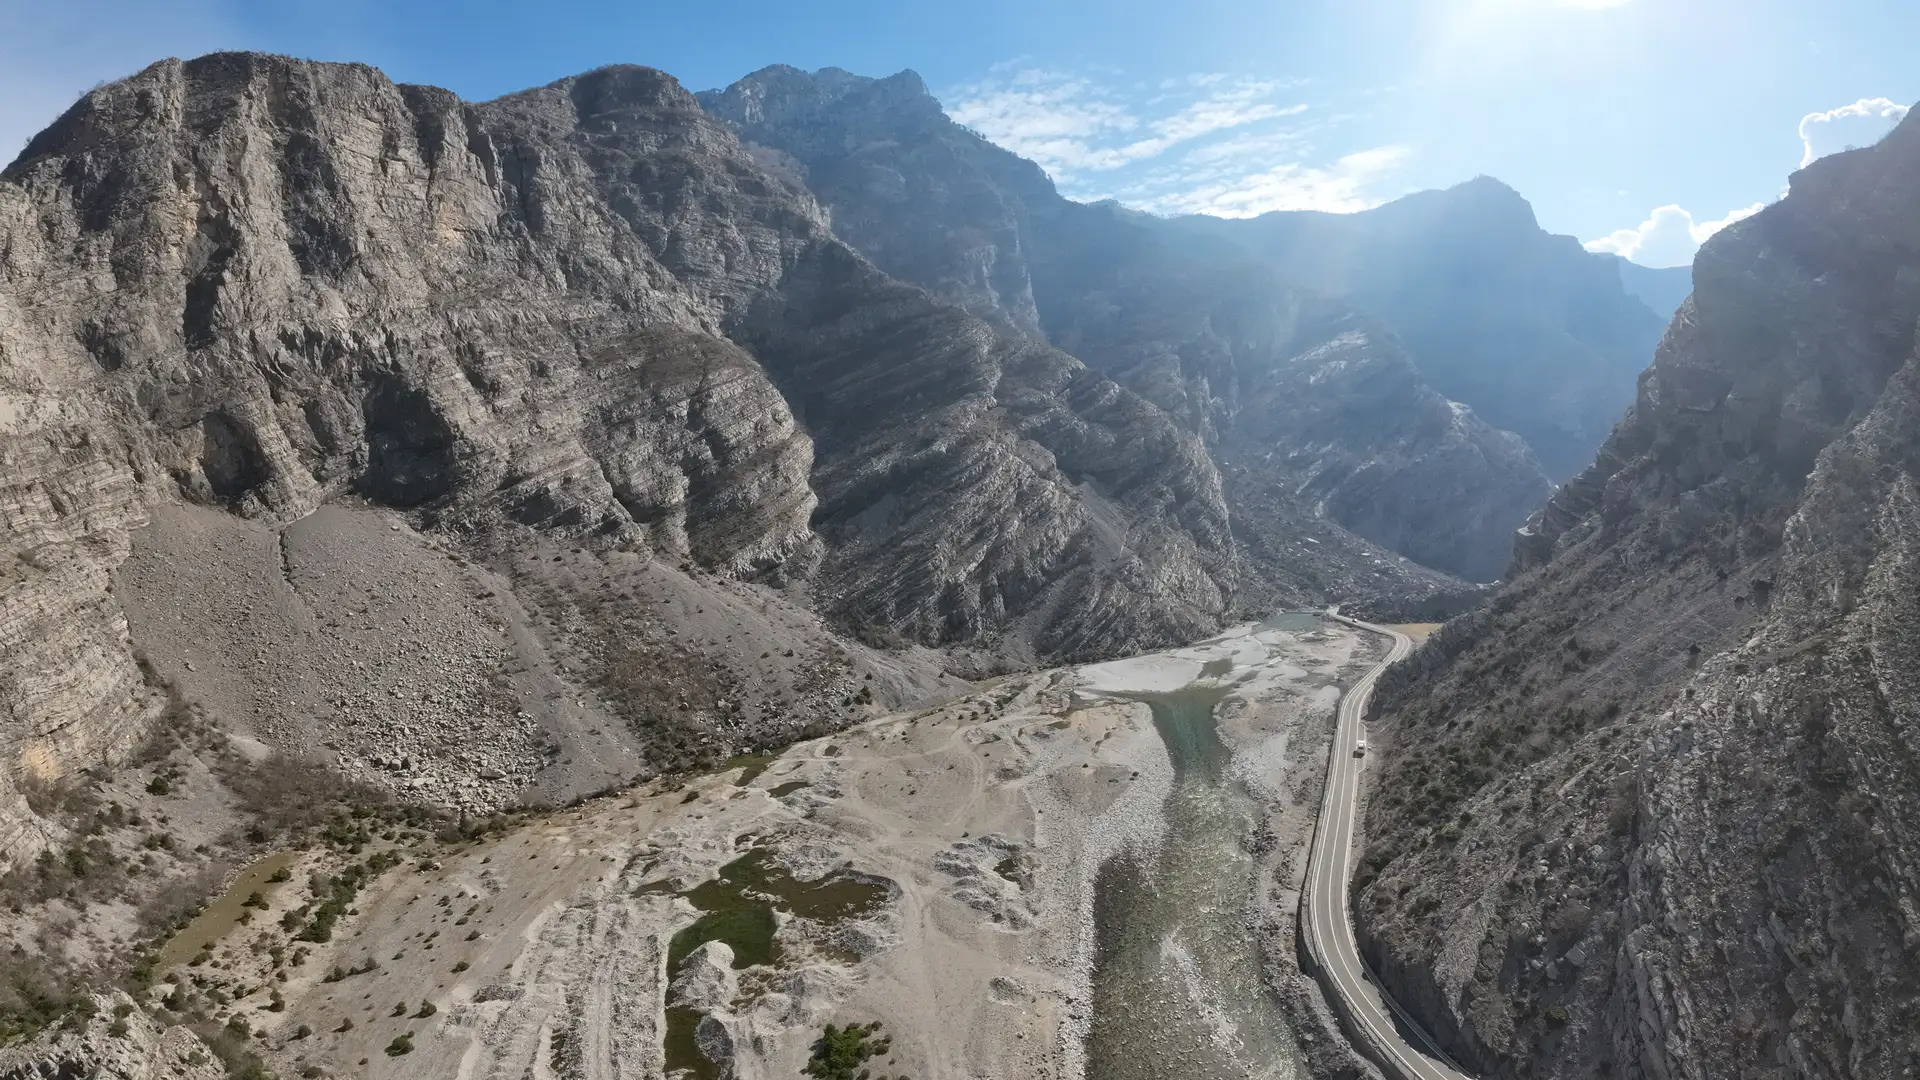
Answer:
top-left (1084, 641), bottom-right (1310, 1080)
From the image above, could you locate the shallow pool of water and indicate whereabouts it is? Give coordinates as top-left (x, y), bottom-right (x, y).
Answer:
top-left (1259, 611), bottom-right (1325, 633)
top-left (664, 847), bottom-right (893, 1078)
top-left (155, 850), bottom-right (296, 971)
top-left (1085, 680), bottom-right (1305, 1080)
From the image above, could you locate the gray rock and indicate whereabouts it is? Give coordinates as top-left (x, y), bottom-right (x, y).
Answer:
top-left (670, 940), bottom-right (739, 1012)
top-left (0, 53), bottom-right (1238, 859)
top-left (1357, 104), bottom-right (1920, 1079)
top-left (0, 992), bottom-right (224, 1080)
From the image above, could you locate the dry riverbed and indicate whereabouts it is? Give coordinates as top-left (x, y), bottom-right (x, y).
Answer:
top-left (130, 617), bottom-right (1376, 1080)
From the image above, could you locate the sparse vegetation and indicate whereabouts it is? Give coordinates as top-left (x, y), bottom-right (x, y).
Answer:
top-left (190, 1018), bottom-right (276, 1080)
top-left (298, 851), bottom-right (402, 942)
top-left (804, 1021), bottom-right (896, 1080)
top-left (0, 950), bottom-right (89, 1046)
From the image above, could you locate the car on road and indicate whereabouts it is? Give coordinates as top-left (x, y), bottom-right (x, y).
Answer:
top-left (1353, 739), bottom-right (1367, 757)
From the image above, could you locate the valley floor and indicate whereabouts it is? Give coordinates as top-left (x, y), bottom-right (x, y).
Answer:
top-left (94, 617), bottom-right (1380, 1080)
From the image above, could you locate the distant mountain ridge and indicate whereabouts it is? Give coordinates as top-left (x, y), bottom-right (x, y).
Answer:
top-left (701, 65), bottom-right (1682, 489)
top-left (1613, 255), bottom-right (1693, 320)
top-left (1172, 177), bottom-right (1682, 479)
top-left (701, 65), bottom-right (1556, 584)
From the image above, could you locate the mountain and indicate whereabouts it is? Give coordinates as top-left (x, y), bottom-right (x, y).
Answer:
top-left (1354, 106), bottom-right (1920, 1078)
top-left (1613, 255), bottom-right (1693, 321)
top-left (0, 53), bottom-right (1533, 865)
top-left (0, 53), bottom-right (1245, 858)
top-left (701, 65), bottom-right (1551, 583)
top-left (1178, 179), bottom-right (1676, 479)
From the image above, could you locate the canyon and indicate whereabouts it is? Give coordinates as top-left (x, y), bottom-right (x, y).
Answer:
top-left (13, 46), bottom-right (1895, 1080)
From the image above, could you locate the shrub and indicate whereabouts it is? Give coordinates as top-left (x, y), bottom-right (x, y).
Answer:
top-left (190, 1018), bottom-right (275, 1080)
top-left (385, 1033), bottom-right (414, 1057)
top-left (805, 1021), bottom-right (891, 1080)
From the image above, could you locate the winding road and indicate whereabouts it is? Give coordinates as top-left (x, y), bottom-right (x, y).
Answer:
top-left (1302, 615), bottom-right (1475, 1080)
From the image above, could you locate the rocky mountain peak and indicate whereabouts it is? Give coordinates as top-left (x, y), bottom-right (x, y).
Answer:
top-left (549, 63), bottom-right (702, 117)
top-left (1391, 174), bottom-right (1542, 232)
top-left (700, 64), bottom-right (938, 131)
top-left (0, 47), bottom-right (1316, 867)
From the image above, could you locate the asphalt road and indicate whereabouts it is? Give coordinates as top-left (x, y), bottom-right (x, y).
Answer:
top-left (1303, 615), bottom-right (1475, 1080)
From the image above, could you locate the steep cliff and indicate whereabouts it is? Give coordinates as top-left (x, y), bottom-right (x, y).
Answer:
top-left (701, 65), bottom-right (1551, 584)
top-left (1357, 109), bottom-right (1920, 1078)
top-left (0, 53), bottom-right (1235, 861)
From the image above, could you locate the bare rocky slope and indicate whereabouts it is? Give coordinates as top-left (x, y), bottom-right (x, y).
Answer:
top-left (699, 65), bottom-right (1552, 585)
top-left (1356, 110), bottom-right (1920, 1078)
top-left (0, 52), bottom-right (1241, 864)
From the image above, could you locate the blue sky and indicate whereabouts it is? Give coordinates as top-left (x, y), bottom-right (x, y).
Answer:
top-left (3, 0), bottom-right (1915, 267)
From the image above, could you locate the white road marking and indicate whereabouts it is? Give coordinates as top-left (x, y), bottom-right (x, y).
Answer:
top-left (1302, 617), bottom-right (1474, 1080)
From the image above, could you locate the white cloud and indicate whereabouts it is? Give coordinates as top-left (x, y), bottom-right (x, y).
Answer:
top-left (944, 69), bottom-right (1143, 174)
top-left (1129, 146), bottom-right (1413, 218)
top-left (1798, 97), bottom-right (1909, 167)
top-left (945, 66), bottom-right (1406, 219)
top-left (945, 68), bottom-right (1311, 183)
top-left (1589, 94), bottom-right (1912, 268)
top-left (1583, 202), bottom-right (1764, 267)
top-left (1180, 127), bottom-right (1311, 170)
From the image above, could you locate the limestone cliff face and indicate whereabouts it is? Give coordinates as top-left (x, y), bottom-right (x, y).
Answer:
top-left (1358, 109), bottom-right (1920, 1078)
top-left (0, 53), bottom-right (1233, 860)
top-left (701, 65), bottom-right (1551, 586)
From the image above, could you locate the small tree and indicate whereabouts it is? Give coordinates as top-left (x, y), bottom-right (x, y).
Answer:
top-left (805, 1021), bottom-right (891, 1080)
